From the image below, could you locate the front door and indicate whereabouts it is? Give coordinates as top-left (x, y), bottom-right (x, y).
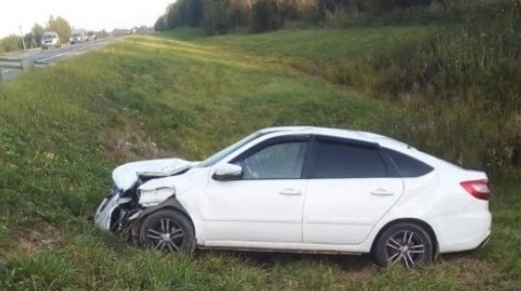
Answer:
top-left (202, 137), bottom-right (310, 244)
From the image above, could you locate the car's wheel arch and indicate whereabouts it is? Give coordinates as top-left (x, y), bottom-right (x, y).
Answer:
top-left (130, 197), bottom-right (196, 243)
top-left (370, 218), bottom-right (439, 259)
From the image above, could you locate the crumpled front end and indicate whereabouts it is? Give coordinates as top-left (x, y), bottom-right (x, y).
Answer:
top-left (94, 158), bottom-right (195, 232)
top-left (94, 185), bottom-right (143, 232)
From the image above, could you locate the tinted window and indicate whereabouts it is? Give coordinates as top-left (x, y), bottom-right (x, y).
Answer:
top-left (235, 141), bottom-right (308, 179)
top-left (385, 149), bottom-right (433, 177)
top-left (314, 141), bottom-right (387, 178)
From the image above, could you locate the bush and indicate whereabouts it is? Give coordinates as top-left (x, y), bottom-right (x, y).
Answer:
top-left (250, 0), bottom-right (284, 33)
top-left (363, 0), bottom-right (433, 15)
top-left (343, 0), bottom-right (521, 170)
top-left (1, 35), bottom-right (22, 53)
top-left (202, 0), bottom-right (233, 35)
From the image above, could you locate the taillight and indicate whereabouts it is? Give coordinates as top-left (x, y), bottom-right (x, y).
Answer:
top-left (460, 180), bottom-right (490, 200)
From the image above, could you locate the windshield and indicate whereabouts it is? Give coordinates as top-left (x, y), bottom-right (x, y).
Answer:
top-left (43, 34), bottom-right (55, 40)
top-left (197, 131), bottom-right (262, 168)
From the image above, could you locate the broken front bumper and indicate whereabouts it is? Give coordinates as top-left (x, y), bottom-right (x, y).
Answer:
top-left (94, 190), bottom-right (121, 230)
top-left (94, 186), bottom-right (144, 233)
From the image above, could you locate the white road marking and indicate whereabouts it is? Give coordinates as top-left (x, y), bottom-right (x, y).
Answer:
top-left (15, 51), bottom-right (36, 58)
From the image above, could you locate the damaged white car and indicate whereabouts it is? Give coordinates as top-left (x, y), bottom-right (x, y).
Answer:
top-left (94, 126), bottom-right (491, 268)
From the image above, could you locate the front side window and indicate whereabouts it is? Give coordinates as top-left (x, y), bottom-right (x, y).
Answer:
top-left (197, 131), bottom-right (263, 168)
top-left (313, 140), bottom-right (387, 178)
top-left (235, 141), bottom-right (308, 179)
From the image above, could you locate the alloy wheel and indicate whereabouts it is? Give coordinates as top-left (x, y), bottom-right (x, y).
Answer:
top-left (145, 218), bottom-right (185, 253)
top-left (385, 230), bottom-right (426, 269)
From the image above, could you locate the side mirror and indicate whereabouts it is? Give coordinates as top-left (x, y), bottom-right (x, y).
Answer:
top-left (212, 163), bottom-right (243, 181)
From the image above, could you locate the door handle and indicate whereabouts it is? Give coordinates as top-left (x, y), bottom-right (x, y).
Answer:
top-left (279, 189), bottom-right (302, 196)
top-left (370, 189), bottom-right (395, 196)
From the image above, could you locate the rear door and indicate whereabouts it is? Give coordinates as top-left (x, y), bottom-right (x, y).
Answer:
top-left (303, 136), bottom-right (404, 245)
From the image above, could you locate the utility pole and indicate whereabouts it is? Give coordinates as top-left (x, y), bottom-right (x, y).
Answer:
top-left (31, 31), bottom-right (37, 48)
top-left (19, 24), bottom-right (26, 51)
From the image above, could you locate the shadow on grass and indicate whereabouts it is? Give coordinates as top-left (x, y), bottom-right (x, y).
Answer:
top-left (197, 249), bottom-right (375, 271)
top-left (196, 247), bottom-right (494, 274)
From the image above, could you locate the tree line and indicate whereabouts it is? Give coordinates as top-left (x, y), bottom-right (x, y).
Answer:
top-left (154, 0), bottom-right (433, 34)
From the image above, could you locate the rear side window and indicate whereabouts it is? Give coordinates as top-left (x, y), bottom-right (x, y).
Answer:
top-left (385, 149), bottom-right (433, 177)
top-left (313, 140), bottom-right (388, 178)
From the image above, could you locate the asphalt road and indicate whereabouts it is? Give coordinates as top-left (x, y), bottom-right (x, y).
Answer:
top-left (0, 37), bottom-right (120, 81)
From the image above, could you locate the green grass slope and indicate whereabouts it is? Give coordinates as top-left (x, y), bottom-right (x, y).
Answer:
top-left (165, 27), bottom-right (515, 170)
top-left (0, 31), bottom-right (520, 290)
top-left (167, 26), bottom-right (434, 92)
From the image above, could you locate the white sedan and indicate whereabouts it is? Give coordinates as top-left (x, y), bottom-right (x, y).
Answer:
top-left (94, 126), bottom-right (491, 268)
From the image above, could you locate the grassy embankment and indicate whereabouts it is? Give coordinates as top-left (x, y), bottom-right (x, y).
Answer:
top-left (0, 26), bottom-right (520, 290)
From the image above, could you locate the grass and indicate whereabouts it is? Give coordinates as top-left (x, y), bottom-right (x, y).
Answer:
top-left (170, 26), bottom-right (433, 61)
top-left (167, 26), bottom-right (434, 90)
top-left (0, 27), bottom-right (520, 290)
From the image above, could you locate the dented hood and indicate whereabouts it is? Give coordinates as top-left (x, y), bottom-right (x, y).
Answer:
top-left (112, 158), bottom-right (193, 191)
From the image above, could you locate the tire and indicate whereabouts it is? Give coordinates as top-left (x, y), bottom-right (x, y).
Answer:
top-left (139, 209), bottom-right (195, 255)
top-left (372, 222), bottom-right (433, 269)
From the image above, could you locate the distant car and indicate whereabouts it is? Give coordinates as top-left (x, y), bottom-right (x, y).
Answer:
top-left (87, 31), bottom-right (97, 41)
top-left (41, 32), bottom-right (61, 49)
top-left (70, 30), bottom-right (86, 44)
top-left (94, 126), bottom-right (492, 269)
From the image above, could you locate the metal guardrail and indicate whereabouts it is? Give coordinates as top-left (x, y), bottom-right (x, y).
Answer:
top-left (1, 38), bottom-right (115, 82)
top-left (0, 58), bottom-right (24, 70)
top-left (0, 58), bottom-right (50, 82)
top-left (33, 60), bottom-right (49, 68)
top-left (0, 58), bottom-right (24, 82)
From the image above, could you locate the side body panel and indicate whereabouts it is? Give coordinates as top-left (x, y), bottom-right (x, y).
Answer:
top-left (303, 178), bottom-right (403, 244)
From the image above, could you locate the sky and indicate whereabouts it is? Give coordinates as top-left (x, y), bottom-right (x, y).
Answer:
top-left (0, 0), bottom-right (174, 38)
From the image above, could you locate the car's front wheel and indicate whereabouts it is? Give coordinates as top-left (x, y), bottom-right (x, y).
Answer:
top-left (139, 209), bottom-right (195, 254)
top-left (372, 222), bottom-right (433, 269)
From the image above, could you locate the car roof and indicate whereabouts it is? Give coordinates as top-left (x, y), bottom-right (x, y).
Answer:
top-left (259, 126), bottom-right (410, 150)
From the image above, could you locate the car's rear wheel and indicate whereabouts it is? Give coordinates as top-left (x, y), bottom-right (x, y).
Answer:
top-left (139, 209), bottom-right (195, 255)
top-left (372, 222), bottom-right (433, 269)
